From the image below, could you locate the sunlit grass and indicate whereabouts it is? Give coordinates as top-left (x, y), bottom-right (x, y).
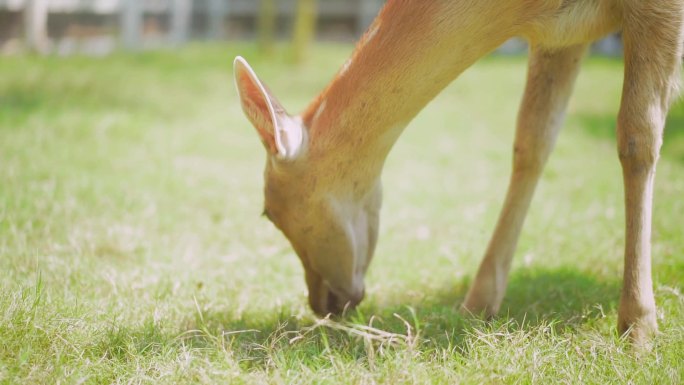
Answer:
top-left (1, 44), bottom-right (682, 384)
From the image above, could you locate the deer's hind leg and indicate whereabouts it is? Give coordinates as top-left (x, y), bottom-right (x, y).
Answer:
top-left (616, 2), bottom-right (683, 345)
top-left (462, 43), bottom-right (588, 317)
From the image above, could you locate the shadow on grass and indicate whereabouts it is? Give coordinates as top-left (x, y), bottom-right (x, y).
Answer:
top-left (90, 267), bottom-right (620, 368)
top-left (576, 99), bottom-right (684, 164)
top-left (358, 267), bottom-right (620, 347)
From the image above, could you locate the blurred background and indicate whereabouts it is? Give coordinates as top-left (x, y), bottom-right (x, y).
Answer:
top-left (1, 0), bottom-right (624, 58)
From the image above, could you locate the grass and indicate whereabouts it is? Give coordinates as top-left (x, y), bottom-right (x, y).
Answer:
top-left (1, 43), bottom-right (683, 384)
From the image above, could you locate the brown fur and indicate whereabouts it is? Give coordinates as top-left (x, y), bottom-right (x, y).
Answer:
top-left (235, 0), bottom-right (684, 345)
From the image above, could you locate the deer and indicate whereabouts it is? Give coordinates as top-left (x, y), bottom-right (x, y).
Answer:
top-left (234, 0), bottom-right (684, 345)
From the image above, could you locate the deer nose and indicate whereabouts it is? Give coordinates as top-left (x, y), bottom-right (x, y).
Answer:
top-left (309, 284), bottom-right (365, 317)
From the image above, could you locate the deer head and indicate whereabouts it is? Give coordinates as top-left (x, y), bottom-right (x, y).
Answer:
top-left (234, 57), bottom-right (381, 316)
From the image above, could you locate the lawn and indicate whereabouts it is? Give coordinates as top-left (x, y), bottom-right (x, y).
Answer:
top-left (1, 44), bottom-right (683, 384)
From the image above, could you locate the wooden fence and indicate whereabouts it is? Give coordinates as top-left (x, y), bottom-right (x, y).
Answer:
top-left (0, 0), bottom-right (386, 54)
top-left (0, 1), bottom-right (623, 56)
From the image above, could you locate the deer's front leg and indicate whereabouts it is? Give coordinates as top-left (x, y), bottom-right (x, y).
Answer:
top-left (462, 44), bottom-right (587, 317)
top-left (617, 6), bottom-right (683, 344)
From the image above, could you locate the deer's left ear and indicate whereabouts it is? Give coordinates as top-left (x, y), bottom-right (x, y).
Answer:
top-left (233, 56), bottom-right (305, 159)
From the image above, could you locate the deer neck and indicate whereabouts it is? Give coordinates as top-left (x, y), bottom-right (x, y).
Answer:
top-left (301, 1), bottom-right (536, 189)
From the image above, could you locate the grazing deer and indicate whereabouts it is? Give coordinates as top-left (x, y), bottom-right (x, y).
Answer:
top-left (234, 0), bottom-right (683, 344)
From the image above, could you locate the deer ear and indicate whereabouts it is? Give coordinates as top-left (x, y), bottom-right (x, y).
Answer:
top-left (233, 56), bottom-right (304, 159)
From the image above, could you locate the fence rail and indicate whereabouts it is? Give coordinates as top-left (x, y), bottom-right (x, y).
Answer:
top-left (1, 1), bottom-right (622, 56)
top-left (0, 0), bottom-right (384, 14)
top-left (0, 0), bottom-right (386, 54)
top-left (0, 0), bottom-right (119, 13)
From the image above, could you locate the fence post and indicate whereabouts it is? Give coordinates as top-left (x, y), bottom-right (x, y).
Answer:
top-left (121, 0), bottom-right (142, 50)
top-left (171, 0), bottom-right (192, 44)
top-left (208, 0), bottom-right (228, 39)
top-left (24, 0), bottom-right (49, 54)
top-left (291, 0), bottom-right (317, 64)
top-left (258, 0), bottom-right (276, 55)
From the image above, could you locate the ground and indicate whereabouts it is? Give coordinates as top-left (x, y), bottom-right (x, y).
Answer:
top-left (1, 44), bottom-right (683, 384)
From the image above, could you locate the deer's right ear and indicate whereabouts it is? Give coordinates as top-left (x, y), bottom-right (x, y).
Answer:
top-left (233, 56), bottom-right (304, 159)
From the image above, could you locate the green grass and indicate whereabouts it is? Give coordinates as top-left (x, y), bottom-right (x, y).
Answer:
top-left (1, 43), bottom-right (683, 384)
